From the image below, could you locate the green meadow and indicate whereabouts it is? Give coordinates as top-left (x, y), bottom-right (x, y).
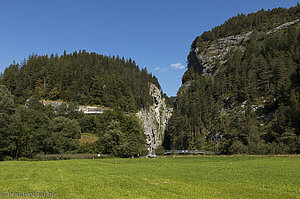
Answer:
top-left (0, 156), bottom-right (299, 199)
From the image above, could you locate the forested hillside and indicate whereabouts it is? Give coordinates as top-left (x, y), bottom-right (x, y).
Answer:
top-left (1, 50), bottom-right (160, 112)
top-left (192, 4), bottom-right (300, 48)
top-left (0, 85), bottom-right (147, 159)
top-left (0, 51), bottom-right (163, 159)
top-left (167, 5), bottom-right (300, 154)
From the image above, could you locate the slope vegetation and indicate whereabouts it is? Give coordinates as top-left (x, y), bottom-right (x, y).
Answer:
top-left (168, 5), bottom-right (300, 154)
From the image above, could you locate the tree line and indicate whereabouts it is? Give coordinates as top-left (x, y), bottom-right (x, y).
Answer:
top-left (1, 50), bottom-right (160, 112)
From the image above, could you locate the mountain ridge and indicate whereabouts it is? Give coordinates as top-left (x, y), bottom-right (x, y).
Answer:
top-left (168, 5), bottom-right (300, 154)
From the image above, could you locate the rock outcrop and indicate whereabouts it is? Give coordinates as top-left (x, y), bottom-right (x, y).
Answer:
top-left (136, 83), bottom-right (173, 153)
top-left (188, 19), bottom-right (300, 76)
top-left (267, 19), bottom-right (300, 34)
top-left (188, 31), bottom-right (252, 76)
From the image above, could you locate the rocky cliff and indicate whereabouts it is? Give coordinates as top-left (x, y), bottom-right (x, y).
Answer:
top-left (136, 83), bottom-right (173, 153)
top-left (185, 19), bottom-right (300, 125)
top-left (188, 19), bottom-right (300, 77)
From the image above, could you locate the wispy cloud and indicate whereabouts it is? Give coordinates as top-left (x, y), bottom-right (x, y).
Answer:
top-left (153, 67), bottom-right (168, 73)
top-left (160, 68), bottom-right (168, 72)
top-left (171, 62), bottom-right (185, 69)
top-left (153, 67), bottom-right (160, 71)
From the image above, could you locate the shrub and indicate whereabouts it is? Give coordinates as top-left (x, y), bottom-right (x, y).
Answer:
top-left (33, 153), bottom-right (111, 161)
top-left (154, 146), bottom-right (165, 156)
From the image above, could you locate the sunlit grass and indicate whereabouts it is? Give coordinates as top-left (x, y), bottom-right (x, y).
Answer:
top-left (79, 133), bottom-right (99, 144)
top-left (0, 156), bottom-right (299, 198)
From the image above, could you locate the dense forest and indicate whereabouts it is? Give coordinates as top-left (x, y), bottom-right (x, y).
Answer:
top-left (167, 5), bottom-right (300, 154)
top-left (0, 52), bottom-right (158, 159)
top-left (0, 86), bottom-right (147, 159)
top-left (1, 50), bottom-right (160, 112)
top-left (192, 4), bottom-right (300, 48)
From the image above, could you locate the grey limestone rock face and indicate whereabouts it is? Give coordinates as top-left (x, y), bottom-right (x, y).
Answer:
top-left (188, 31), bottom-right (252, 76)
top-left (136, 83), bottom-right (173, 153)
top-left (188, 19), bottom-right (300, 77)
top-left (41, 100), bottom-right (64, 108)
top-left (267, 19), bottom-right (300, 34)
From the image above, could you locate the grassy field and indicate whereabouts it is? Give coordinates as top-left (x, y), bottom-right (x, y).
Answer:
top-left (0, 156), bottom-right (299, 198)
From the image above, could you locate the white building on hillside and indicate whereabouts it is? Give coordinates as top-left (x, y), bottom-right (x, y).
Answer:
top-left (78, 106), bottom-right (104, 114)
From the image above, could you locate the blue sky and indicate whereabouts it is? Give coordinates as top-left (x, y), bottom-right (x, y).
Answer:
top-left (0, 0), bottom-right (298, 96)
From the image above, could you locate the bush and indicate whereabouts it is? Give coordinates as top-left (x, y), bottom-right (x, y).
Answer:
top-left (229, 140), bottom-right (248, 154)
top-left (3, 156), bottom-right (14, 161)
top-left (17, 157), bottom-right (37, 161)
top-left (154, 146), bottom-right (165, 156)
top-left (34, 153), bottom-right (111, 161)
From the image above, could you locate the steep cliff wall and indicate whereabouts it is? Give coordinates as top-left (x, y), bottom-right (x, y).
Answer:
top-left (188, 19), bottom-right (300, 77)
top-left (136, 83), bottom-right (173, 153)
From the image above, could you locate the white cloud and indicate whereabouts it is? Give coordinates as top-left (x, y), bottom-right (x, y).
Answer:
top-left (153, 67), bottom-right (160, 71)
top-left (171, 62), bottom-right (185, 69)
top-left (153, 67), bottom-right (168, 73)
top-left (160, 68), bottom-right (168, 72)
